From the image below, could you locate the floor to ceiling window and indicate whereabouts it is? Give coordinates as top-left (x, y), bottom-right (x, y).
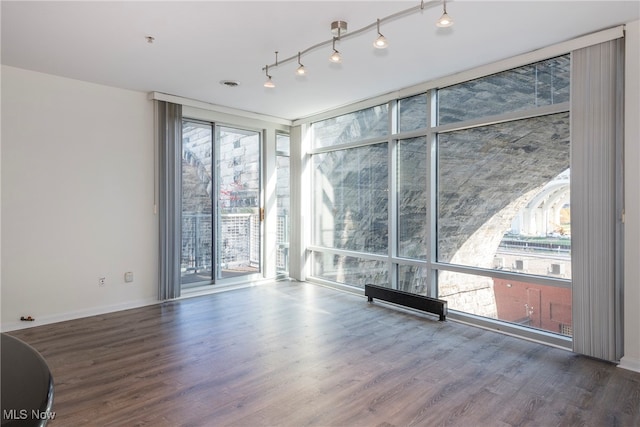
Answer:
top-left (435, 56), bottom-right (571, 336)
top-left (307, 54), bottom-right (572, 343)
top-left (276, 132), bottom-right (291, 275)
top-left (310, 105), bottom-right (390, 285)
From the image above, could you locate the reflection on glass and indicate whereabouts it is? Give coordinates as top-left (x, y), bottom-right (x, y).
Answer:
top-left (313, 143), bottom-right (388, 254)
top-left (438, 55), bottom-right (570, 125)
top-left (439, 270), bottom-right (572, 337)
top-left (181, 121), bottom-right (213, 286)
top-left (312, 252), bottom-right (387, 287)
top-left (398, 137), bottom-right (428, 260)
top-left (437, 113), bottom-right (571, 280)
top-left (276, 132), bottom-right (290, 155)
top-left (312, 104), bottom-right (389, 149)
top-left (398, 265), bottom-right (428, 295)
top-left (276, 133), bottom-right (290, 274)
top-left (399, 94), bottom-right (428, 132)
top-left (217, 126), bottom-right (261, 279)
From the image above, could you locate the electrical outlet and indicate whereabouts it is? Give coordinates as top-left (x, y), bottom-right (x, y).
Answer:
top-left (98, 277), bottom-right (106, 287)
top-left (124, 272), bottom-right (134, 283)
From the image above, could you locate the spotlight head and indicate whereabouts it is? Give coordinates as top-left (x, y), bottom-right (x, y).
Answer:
top-left (373, 34), bottom-right (388, 49)
top-left (436, 12), bottom-right (454, 28)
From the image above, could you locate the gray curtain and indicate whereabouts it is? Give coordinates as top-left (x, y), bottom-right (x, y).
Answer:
top-left (571, 38), bottom-right (624, 362)
top-left (156, 100), bottom-right (183, 300)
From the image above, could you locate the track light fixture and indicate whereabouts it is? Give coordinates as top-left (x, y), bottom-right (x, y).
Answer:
top-left (263, 64), bottom-right (275, 88)
top-left (373, 19), bottom-right (389, 49)
top-left (329, 37), bottom-right (342, 63)
top-left (260, 1), bottom-right (457, 87)
top-left (264, 52), bottom-right (278, 88)
top-left (436, 0), bottom-right (454, 28)
top-left (329, 21), bottom-right (344, 63)
top-left (296, 52), bottom-right (306, 76)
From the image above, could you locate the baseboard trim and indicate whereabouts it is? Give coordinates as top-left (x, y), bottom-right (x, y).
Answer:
top-left (618, 356), bottom-right (640, 373)
top-left (1, 297), bottom-right (160, 332)
top-left (1, 279), bottom-right (291, 332)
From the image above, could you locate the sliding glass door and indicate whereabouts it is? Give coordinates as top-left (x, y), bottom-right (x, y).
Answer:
top-left (181, 121), bottom-right (214, 286)
top-left (181, 121), bottom-right (261, 288)
top-left (216, 126), bottom-right (261, 279)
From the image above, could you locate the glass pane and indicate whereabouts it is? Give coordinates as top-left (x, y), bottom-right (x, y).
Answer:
top-left (312, 252), bottom-right (388, 287)
top-left (438, 55), bottom-right (570, 125)
top-left (217, 126), bottom-right (261, 279)
top-left (312, 143), bottom-right (388, 254)
top-left (397, 137), bottom-right (428, 259)
top-left (181, 121), bottom-right (213, 286)
top-left (398, 93), bottom-right (428, 132)
top-left (276, 132), bottom-right (290, 155)
top-left (312, 104), bottom-right (389, 149)
top-left (437, 113), bottom-right (571, 280)
top-left (276, 134), bottom-right (290, 274)
top-left (398, 264), bottom-right (428, 295)
top-left (439, 270), bottom-right (572, 337)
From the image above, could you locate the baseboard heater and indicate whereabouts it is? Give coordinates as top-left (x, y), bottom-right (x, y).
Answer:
top-left (365, 284), bottom-right (447, 321)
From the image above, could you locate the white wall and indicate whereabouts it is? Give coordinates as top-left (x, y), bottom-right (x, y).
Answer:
top-left (1, 66), bottom-right (158, 331)
top-left (620, 20), bottom-right (640, 373)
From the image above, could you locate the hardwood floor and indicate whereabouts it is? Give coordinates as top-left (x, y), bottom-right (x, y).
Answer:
top-left (8, 281), bottom-right (640, 427)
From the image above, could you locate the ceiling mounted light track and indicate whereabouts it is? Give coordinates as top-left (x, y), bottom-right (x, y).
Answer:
top-left (260, 0), bottom-right (453, 85)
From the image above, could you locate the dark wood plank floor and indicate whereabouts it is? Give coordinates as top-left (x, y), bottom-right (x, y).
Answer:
top-left (8, 281), bottom-right (640, 427)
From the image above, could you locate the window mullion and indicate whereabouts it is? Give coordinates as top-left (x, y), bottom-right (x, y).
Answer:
top-left (426, 89), bottom-right (438, 299)
top-left (389, 99), bottom-right (398, 289)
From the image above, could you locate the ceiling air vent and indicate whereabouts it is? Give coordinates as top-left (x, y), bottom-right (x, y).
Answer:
top-left (219, 80), bottom-right (240, 88)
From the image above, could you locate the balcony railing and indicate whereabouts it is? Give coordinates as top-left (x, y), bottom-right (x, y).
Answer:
top-left (181, 213), bottom-right (289, 276)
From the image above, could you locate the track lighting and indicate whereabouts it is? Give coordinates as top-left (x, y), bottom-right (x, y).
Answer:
top-left (329, 21), bottom-right (344, 64)
top-left (259, 1), bottom-right (458, 87)
top-left (373, 19), bottom-right (388, 49)
top-left (296, 52), bottom-right (306, 76)
top-left (264, 52), bottom-right (278, 88)
top-left (263, 64), bottom-right (275, 88)
top-left (329, 37), bottom-right (342, 63)
top-left (436, 0), bottom-right (454, 28)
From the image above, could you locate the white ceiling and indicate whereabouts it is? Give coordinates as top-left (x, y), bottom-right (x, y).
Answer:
top-left (2, 1), bottom-right (638, 121)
